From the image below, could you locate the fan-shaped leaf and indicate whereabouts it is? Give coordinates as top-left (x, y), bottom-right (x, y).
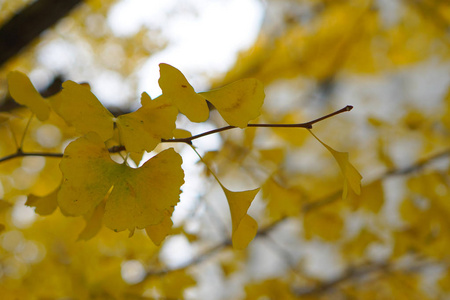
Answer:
top-left (7, 71), bottom-right (51, 121)
top-left (58, 132), bottom-right (184, 235)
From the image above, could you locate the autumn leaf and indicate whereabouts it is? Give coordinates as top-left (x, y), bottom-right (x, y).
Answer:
top-left (145, 208), bottom-right (174, 246)
top-left (7, 71), bottom-right (51, 121)
top-left (309, 130), bottom-right (362, 199)
top-left (78, 200), bottom-right (106, 241)
top-left (58, 132), bottom-right (184, 234)
top-left (158, 63), bottom-right (210, 122)
top-left (192, 145), bottom-right (259, 249)
top-left (159, 63), bottom-right (265, 127)
top-left (116, 92), bottom-right (178, 153)
top-left (50, 82), bottom-right (177, 153)
top-left (25, 188), bottom-right (59, 216)
top-left (221, 186), bottom-right (260, 249)
top-left (200, 78), bottom-right (265, 128)
top-left (49, 80), bottom-right (115, 141)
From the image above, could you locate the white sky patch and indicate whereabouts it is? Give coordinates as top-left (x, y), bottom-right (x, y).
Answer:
top-left (108, 0), bottom-right (264, 98)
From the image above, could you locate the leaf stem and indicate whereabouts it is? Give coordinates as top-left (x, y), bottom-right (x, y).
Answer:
top-left (19, 113), bottom-right (34, 150)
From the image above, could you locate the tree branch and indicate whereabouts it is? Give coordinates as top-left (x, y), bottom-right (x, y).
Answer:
top-left (0, 0), bottom-right (83, 67)
top-left (0, 105), bottom-right (353, 163)
top-left (161, 105), bottom-right (353, 144)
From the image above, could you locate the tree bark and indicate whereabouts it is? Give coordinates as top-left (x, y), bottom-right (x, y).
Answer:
top-left (0, 0), bottom-right (83, 67)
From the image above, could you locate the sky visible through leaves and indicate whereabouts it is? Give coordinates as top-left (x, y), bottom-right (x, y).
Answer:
top-left (0, 0), bottom-right (449, 299)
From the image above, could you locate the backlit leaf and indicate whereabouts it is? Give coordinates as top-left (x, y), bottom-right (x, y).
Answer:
top-left (78, 201), bottom-right (105, 241)
top-left (309, 130), bottom-right (362, 199)
top-left (58, 132), bottom-right (184, 234)
top-left (201, 78), bottom-right (265, 128)
top-left (49, 81), bottom-right (115, 141)
top-left (158, 63), bottom-right (209, 122)
top-left (145, 208), bottom-right (173, 246)
top-left (221, 186), bottom-right (260, 249)
top-left (116, 92), bottom-right (178, 153)
top-left (7, 71), bottom-right (51, 121)
top-left (26, 188), bottom-right (59, 216)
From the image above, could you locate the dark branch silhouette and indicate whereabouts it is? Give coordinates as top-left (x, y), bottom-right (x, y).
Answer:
top-left (0, 0), bottom-right (83, 67)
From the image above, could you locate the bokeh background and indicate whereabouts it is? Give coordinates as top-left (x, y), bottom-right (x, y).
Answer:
top-left (0, 0), bottom-right (449, 299)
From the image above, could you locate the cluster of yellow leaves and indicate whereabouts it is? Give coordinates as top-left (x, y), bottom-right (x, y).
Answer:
top-left (6, 63), bottom-right (268, 246)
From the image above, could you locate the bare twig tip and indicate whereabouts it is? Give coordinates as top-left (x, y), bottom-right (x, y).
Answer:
top-left (345, 105), bottom-right (353, 111)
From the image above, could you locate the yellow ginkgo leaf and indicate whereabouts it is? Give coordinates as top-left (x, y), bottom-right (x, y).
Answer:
top-left (116, 92), bottom-right (178, 153)
top-left (221, 186), bottom-right (260, 249)
top-left (145, 208), bottom-right (174, 246)
top-left (58, 132), bottom-right (184, 234)
top-left (49, 80), bottom-right (115, 141)
top-left (25, 188), bottom-right (59, 216)
top-left (309, 130), bottom-right (362, 199)
top-left (7, 71), bottom-right (51, 121)
top-left (172, 128), bottom-right (192, 139)
top-left (78, 201), bottom-right (106, 241)
top-left (201, 78), bottom-right (265, 128)
top-left (158, 63), bottom-right (209, 122)
top-left (192, 145), bottom-right (259, 249)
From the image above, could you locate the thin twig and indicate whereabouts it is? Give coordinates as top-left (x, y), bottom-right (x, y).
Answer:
top-left (161, 105), bottom-right (353, 144)
top-left (0, 105), bottom-right (353, 164)
top-left (0, 151), bottom-right (63, 163)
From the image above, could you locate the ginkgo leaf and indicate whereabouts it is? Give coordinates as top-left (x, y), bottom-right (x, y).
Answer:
top-left (116, 92), bottom-right (178, 153)
top-left (7, 71), bottom-right (51, 121)
top-left (58, 132), bottom-right (184, 234)
top-left (309, 130), bottom-right (362, 199)
top-left (221, 186), bottom-right (260, 249)
top-left (192, 145), bottom-right (259, 249)
top-left (201, 78), bottom-right (265, 128)
top-left (78, 201), bottom-right (106, 241)
top-left (49, 80), bottom-right (115, 141)
top-left (172, 128), bottom-right (192, 139)
top-left (158, 63), bottom-right (209, 122)
top-left (26, 188), bottom-right (59, 216)
top-left (145, 208), bottom-right (173, 246)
